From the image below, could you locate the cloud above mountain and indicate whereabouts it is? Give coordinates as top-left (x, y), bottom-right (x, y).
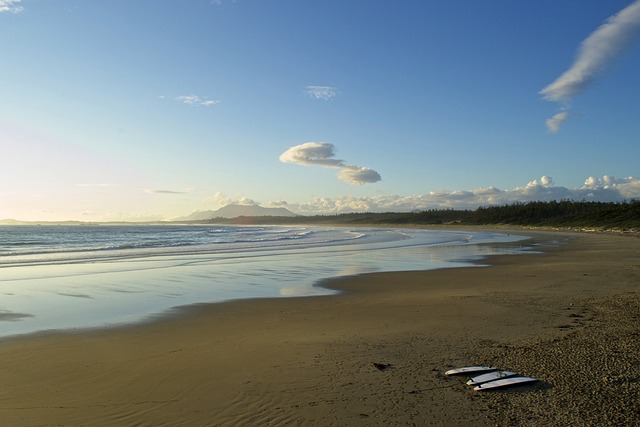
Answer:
top-left (279, 142), bottom-right (382, 186)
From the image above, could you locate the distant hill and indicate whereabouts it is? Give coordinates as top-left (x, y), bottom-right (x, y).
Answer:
top-left (0, 219), bottom-right (26, 225)
top-left (183, 204), bottom-right (298, 220)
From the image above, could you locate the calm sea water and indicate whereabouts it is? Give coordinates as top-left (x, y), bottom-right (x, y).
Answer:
top-left (0, 225), bottom-right (530, 338)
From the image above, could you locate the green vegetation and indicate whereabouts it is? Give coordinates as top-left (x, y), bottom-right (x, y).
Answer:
top-left (203, 200), bottom-right (640, 231)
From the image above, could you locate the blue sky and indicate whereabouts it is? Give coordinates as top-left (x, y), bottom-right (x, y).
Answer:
top-left (2, 0), bottom-right (640, 221)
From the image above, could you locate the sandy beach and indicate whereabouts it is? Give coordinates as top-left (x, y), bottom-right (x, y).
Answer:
top-left (0, 229), bottom-right (638, 426)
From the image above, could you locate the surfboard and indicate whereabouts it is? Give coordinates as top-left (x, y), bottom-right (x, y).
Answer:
top-left (466, 370), bottom-right (517, 386)
top-left (444, 366), bottom-right (496, 376)
top-left (473, 376), bottom-right (537, 391)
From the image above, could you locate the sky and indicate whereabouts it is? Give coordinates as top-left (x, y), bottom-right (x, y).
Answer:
top-left (2, 0), bottom-right (640, 221)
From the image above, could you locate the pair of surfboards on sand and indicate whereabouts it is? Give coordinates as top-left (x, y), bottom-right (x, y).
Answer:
top-left (444, 366), bottom-right (537, 392)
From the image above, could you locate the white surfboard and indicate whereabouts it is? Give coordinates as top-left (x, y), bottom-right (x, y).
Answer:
top-left (444, 366), bottom-right (496, 376)
top-left (473, 376), bottom-right (537, 391)
top-left (466, 370), bottom-right (517, 386)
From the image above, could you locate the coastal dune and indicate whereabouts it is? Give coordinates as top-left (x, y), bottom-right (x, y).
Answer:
top-left (0, 230), bottom-right (638, 425)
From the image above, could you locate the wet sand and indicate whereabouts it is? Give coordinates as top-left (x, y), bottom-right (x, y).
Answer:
top-left (0, 229), bottom-right (638, 426)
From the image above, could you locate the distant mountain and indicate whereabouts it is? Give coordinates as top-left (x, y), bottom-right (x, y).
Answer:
top-left (0, 219), bottom-right (26, 225)
top-left (183, 204), bottom-right (298, 220)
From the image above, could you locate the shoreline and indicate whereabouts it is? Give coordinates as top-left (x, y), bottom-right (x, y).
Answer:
top-left (0, 229), bottom-right (638, 425)
top-left (0, 226), bottom-right (527, 340)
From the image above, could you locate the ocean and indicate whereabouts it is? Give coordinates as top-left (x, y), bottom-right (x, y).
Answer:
top-left (0, 225), bottom-right (530, 339)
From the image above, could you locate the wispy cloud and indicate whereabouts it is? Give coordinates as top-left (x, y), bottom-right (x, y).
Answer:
top-left (304, 86), bottom-right (339, 101)
top-left (545, 111), bottom-right (570, 133)
top-left (144, 188), bottom-right (195, 195)
top-left (0, 0), bottom-right (23, 13)
top-left (175, 95), bottom-right (220, 107)
top-left (540, 0), bottom-right (640, 132)
top-left (279, 142), bottom-right (381, 186)
top-left (280, 175), bottom-right (640, 215)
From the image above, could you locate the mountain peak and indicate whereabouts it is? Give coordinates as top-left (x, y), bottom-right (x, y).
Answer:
top-left (184, 204), bottom-right (298, 220)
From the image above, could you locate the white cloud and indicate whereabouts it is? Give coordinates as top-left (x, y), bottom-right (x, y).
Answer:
top-left (279, 142), bottom-right (382, 186)
top-left (541, 1), bottom-right (640, 102)
top-left (279, 142), bottom-right (345, 167)
top-left (581, 175), bottom-right (640, 200)
top-left (203, 192), bottom-right (257, 209)
top-left (526, 176), bottom-right (554, 188)
top-left (0, 0), bottom-right (23, 13)
top-left (304, 86), bottom-right (339, 101)
top-left (175, 95), bottom-right (220, 107)
top-left (189, 175), bottom-right (639, 217)
top-left (545, 111), bottom-right (570, 133)
top-left (337, 167), bottom-right (382, 186)
top-left (278, 175), bottom-right (640, 215)
top-left (540, 0), bottom-right (640, 132)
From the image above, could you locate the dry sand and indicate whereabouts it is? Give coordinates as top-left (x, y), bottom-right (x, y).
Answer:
top-left (0, 229), bottom-right (638, 426)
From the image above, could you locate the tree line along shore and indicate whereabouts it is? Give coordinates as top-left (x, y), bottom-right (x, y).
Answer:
top-left (200, 200), bottom-right (640, 232)
top-left (2, 200), bottom-right (638, 232)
